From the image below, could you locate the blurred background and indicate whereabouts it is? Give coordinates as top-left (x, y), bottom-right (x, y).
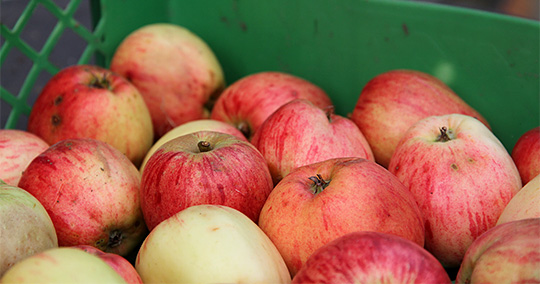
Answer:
top-left (1, 0), bottom-right (539, 128)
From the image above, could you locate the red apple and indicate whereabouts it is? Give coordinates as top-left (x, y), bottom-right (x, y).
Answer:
top-left (0, 129), bottom-right (49, 186)
top-left (292, 231), bottom-right (451, 283)
top-left (139, 119), bottom-right (247, 173)
top-left (497, 174), bottom-right (540, 225)
top-left (351, 69), bottom-right (490, 168)
top-left (18, 138), bottom-right (147, 256)
top-left (511, 126), bottom-right (540, 185)
top-left (110, 23), bottom-right (226, 138)
top-left (258, 157), bottom-right (425, 276)
top-left (388, 114), bottom-right (522, 268)
top-left (26, 64), bottom-right (153, 167)
top-left (141, 131), bottom-right (273, 231)
top-left (74, 245), bottom-right (142, 284)
top-left (210, 71), bottom-right (333, 140)
top-left (456, 218), bottom-right (540, 283)
top-left (251, 99), bottom-right (374, 184)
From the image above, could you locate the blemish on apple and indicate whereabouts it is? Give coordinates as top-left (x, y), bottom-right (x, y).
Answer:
top-left (51, 114), bottom-right (61, 127)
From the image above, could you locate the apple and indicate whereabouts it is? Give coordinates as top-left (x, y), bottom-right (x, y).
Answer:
top-left (511, 126), bottom-right (540, 185)
top-left (292, 231), bottom-right (451, 283)
top-left (210, 71), bottom-right (333, 140)
top-left (251, 99), bottom-right (374, 184)
top-left (388, 113), bottom-right (522, 268)
top-left (17, 138), bottom-right (147, 256)
top-left (141, 130), bottom-right (273, 231)
top-left (135, 204), bottom-right (291, 283)
top-left (139, 119), bottom-right (247, 173)
top-left (0, 129), bottom-right (49, 186)
top-left (0, 181), bottom-right (58, 276)
top-left (496, 174), bottom-right (540, 225)
top-left (110, 23), bottom-right (225, 138)
top-left (258, 157), bottom-right (425, 276)
top-left (0, 247), bottom-right (127, 283)
top-left (26, 64), bottom-right (153, 167)
top-left (455, 218), bottom-right (540, 283)
top-left (351, 69), bottom-right (490, 168)
top-left (74, 245), bottom-right (142, 284)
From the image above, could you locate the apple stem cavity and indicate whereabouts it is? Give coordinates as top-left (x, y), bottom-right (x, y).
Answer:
top-left (88, 71), bottom-right (112, 91)
top-left (436, 126), bottom-right (454, 142)
top-left (197, 140), bottom-right (213, 152)
top-left (309, 174), bottom-right (330, 194)
top-left (237, 122), bottom-right (251, 139)
top-left (108, 229), bottom-right (123, 248)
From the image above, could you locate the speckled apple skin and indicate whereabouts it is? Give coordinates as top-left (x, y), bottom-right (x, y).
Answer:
top-left (110, 23), bottom-right (225, 138)
top-left (74, 245), bottom-right (142, 284)
top-left (26, 64), bottom-right (153, 167)
top-left (351, 69), bottom-right (490, 168)
top-left (292, 231), bottom-right (451, 284)
top-left (511, 126), bottom-right (540, 185)
top-left (456, 218), bottom-right (540, 284)
top-left (17, 138), bottom-right (147, 256)
top-left (0, 129), bottom-right (49, 186)
top-left (251, 99), bottom-right (374, 184)
top-left (389, 114), bottom-right (522, 268)
top-left (141, 131), bottom-right (273, 231)
top-left (258, 157), bottom-right (425, 276)
top-left (210, 71), bottom-right (333, 140)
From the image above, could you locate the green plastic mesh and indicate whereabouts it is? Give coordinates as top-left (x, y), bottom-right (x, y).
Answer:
top-left (0, 0), bottom-right (104, 129)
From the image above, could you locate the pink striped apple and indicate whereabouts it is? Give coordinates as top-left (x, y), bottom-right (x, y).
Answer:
top-left (511, 126), bottom-right (540, 185)
top-left (351, 69), bottom-right (489, 168)
top-left (141, 131), bottom-right (273, 231)
top-left (210, 71), bottom-right (333, 140)
top-left (26, 64), bottom-right (153, 167)
top-left (110, 23), bottom-right (225, 139)
top-left (389, 113), bottom-right (522, 268)
top-left (0, 129), bottom-right (49, 186)
top-left (18, 138), bottom-right (147, 256)
top-left (258, 157), bottom-right (425, 276)
top-left (251, 99), bottom-right (374, 184)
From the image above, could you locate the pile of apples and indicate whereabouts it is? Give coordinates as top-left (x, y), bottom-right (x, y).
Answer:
top-left (1, 23), bottom-right (539, 283)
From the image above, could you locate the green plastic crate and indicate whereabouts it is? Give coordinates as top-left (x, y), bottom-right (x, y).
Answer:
top-left (1, 0), bottom-right (539, 155)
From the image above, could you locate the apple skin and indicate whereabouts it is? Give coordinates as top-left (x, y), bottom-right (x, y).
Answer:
top-left (140, 131), bottom-right (273, 231)
top-left (26, 64), bottom-right (153, 167)
top-left (455, 218), bottom-right (540, 283)
top-left (139, 119), bottom-right (247, 173)
top-left (388, 113), bottom-right (522, 268)
top-left (110, 23), bottom-right (225, 139)
top-left (210, 71), bottom-right (333, 140)
top-left (0, 247), bottom-right (127, 283)
top-left (292, 231), bottom-right (451, 283)
top-left (0, 181), bottom-right (58, 276)
top-left (17, 138), bottom-right (147, 256)
top-left (351, 69), bottom-right (490, 168)
top-left (258, 157), bottom-right (425, 276)
top-left (135, 204), bottom-right (291, 283)
top-left (0, 129), bottom-right (49, 186)
top-left (511, 126), bottom-right (540, 185)
top-left (497, 174), bottom-right (540, 225)
top-left (252, 99), bottom-right (374, 184)
top-left (74, 245), bottom-right (142, 284)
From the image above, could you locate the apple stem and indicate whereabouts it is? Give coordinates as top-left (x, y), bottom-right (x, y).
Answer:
top-left (325, 105), bottom-right (335, 122)
top-left (309, 174), bottom-right (330, 194)
top-left (88, 72), bottom-right (112, 90)
top-left (198, 140), bottom-right (213, 152)
top-left (437, 126), bottom-right (452, 142)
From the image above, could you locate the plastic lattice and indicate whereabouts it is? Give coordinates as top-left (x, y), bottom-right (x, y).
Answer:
top-left (0, 0), bottom-right (104, 129)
